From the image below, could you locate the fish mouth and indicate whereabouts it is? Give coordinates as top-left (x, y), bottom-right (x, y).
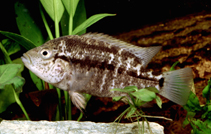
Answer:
top-left (21, 53), bottom-right (32, 66)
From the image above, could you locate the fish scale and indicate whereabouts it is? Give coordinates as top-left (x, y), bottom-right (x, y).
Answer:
top-left (21, 33), bottom-right (195, 111)
top-left (57, 35), bottom-right (143, 74)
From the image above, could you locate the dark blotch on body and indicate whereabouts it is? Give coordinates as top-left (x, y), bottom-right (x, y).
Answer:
top-left (159, 78), bottom-right (164, 88)
top-left (54, 53), bottom-right (70, 63)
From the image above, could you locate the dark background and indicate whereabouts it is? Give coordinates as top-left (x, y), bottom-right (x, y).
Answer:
top-left (0, 0), bottom-right (211, 36)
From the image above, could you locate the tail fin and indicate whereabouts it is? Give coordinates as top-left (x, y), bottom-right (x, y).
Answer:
top-left (159, 68), bottom-right (195, 105)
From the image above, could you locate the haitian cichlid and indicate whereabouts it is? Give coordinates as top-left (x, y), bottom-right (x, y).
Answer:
top-left (21, 33), bottom-right (194, 110)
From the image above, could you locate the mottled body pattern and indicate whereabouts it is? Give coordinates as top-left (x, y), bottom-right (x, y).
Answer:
top-left (21, 33), bottom-right (194, 110)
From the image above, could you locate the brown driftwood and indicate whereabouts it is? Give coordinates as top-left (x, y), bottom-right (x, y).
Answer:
top-left (116, 13), bottom-right (211, 101)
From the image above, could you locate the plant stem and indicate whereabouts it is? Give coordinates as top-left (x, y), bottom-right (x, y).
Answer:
top-left (39, 3), bottom-right (53, 40)
top-left (54, 0), bottom-right (60, 38)
top-left (12, 87), bottom-right (30, 120)
top-left (56, 88), bottom-right (63, 120)
top-left (0, 42), bottom-right (12, 64)
top-left (0, 42), bottom-right (30, 120)
top-left (68, 14), bottom-right (73, 35)
top-left (77, 112), bottom-right (83, 121)
top-left (64, 91), bottom-right (72, 120)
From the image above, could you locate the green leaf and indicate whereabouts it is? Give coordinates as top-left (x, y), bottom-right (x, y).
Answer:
top-left (40, 0), bottom-right (64, 22)
top-left (60, 10), bottom-right (69, 36)
top-left (191, 119), bottom-right (211, 134)
top-left (113, 96), bottom-right (124, 102)
top-left (0, 64), bottom-right (25, 90)
top-left (183, 111), bottom-right (196, 127)
top-left (202, 79), bottom-right (211, 102)
top-left (15, 2), bottom-right (45, 46)
top-left (145, 87), bottom-right (159, 93)
top-left (202, 105), bottom-right (211, 119)
top-left (204, 119), bottom-right (211, 128)
top-left (0, 84), bottom-right (16, 113)
top-left (73, 0), bottom-right (86, 35)
top-left (29, 71), bottom-right (44, 91)
top-left (72, 13), bottom-right (116, 35)
top-left (12, 58), bottom-right (24, 77)
top-left (124, 86), bottom-right (138, 91)
top-left (111, 87), bottom-right (136, 93)
top-left (0, 31), bottom-right (36, 50)
top-left (2, 39), bottom-right (21, 56)
top-left (184, 92), bottom-right (202, 112)
top-left (131, 88), bottom-right (156, 102)
top-left (62, 0), bottom-right (79, 16)
top-left (169, 61), bottom-right (179, 71)
top-left (155, 96), bottom-right (162, 108)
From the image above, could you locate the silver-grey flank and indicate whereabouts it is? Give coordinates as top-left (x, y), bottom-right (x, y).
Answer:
top-left (21, 33), bottom-right (194, 110)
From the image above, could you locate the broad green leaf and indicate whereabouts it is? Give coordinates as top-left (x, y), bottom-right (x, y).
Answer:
top-left (12, 58), bottom-right (24, 77)
top-left (169, 61), bottom-right (179, 71)
top-left (0, 31), bottom-right (36, 50)
top-left (124, 86), bottom-right (138, 91)
top-left (60, 10), bottom-right (69, 36)
top-left (191, 119), bottom-right (211, 134)
top-left (2, 39), bottom-right (21, 56)
top-left (62, 0), bottom-right (79, 16)
top-left (113, 96), bottom-right (124, 102)
top-left (40, 0), bottom-right (64, 22)
top-left (73, 0), bottom-right (86, 35)
top-left (131, 88), bottom-right (156, 102)
top-left (202, 79), bottom-right (211, 102)
top-left (15, 2), bottom-right (45, 46)
top-left (155, 96), bottom-right (162, 108)
top-left (29, 71), bottom-right (44, 91)
top-left (111, 87), bottom-right (136, 93)
top-left (0, 84), bottom-right (16, 113)
top-left (60, 0), bottom-right (87, 35)
top-left (135, 99), bottom-right (146, 107)
top-left (72, 13), bottom-right (116, 35)
top-left (0, 64), bottom-right (25, 91)
top-left (202, 105), bottom-right (211, 119)
top-left (184, 92), bottom-right (202, 112)
top-left (145, 87), bottom-right (159, 93)
top-left (204, 119), bottom-right (211, 128)
top-left (183, 111), bottom-right (196, 127)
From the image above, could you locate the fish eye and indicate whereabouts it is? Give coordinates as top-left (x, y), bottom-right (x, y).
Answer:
top-left (42, 51), bottom-right (48, 56)
top-left (40, 49), bottom-right (52, 59)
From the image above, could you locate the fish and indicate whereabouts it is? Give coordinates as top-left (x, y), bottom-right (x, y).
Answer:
top-left (21, 33), bottom-right (195, 110)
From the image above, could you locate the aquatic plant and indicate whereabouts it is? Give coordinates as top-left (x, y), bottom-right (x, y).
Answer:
top-left (0, 0), bottom-right (115, 120)
top-left (183, 78), bottom-right (211, 133)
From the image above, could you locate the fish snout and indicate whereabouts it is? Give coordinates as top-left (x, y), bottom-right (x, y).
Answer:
top-left (21, 53), bottom-right (32, 65)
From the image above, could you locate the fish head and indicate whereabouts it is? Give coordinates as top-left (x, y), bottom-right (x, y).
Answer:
top-left (21, 39), bottom-right (71, 85)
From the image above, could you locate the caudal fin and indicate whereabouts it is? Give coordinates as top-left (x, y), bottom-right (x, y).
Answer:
top-left (159, 68), bottom-right (195, 105)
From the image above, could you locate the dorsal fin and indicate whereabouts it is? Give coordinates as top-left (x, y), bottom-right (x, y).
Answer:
top-left (82, 33), bottom-right (161, 68)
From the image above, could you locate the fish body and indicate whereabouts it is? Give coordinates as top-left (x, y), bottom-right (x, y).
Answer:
top-left (21, 33), bottom-right (194, 110)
